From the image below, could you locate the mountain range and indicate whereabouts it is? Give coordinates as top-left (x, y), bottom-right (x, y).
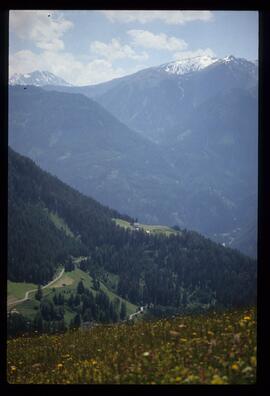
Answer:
top-left (9, 55), bottom-right (258, 257)
top-left (42, 55), bottom-right (258, 142)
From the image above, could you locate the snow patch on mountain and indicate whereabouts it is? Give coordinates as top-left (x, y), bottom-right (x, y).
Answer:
top-left (160, 55), bottom-right (219, 75)
top-left (9, 70), bottom-right (72, 87)
top-left (159, 55), bottom-right (257, 76)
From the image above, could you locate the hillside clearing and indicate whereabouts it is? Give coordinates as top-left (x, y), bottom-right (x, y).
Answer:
top-left (8, 267), bottom-right (64, 307)
top-left (48, 211), bottom-right (75, 238)
top-left (48, 274), bottom-right (74, 288)
top-left (11, 267), bottom-right (137, 323)
top-left (112, 218), bottom-right (180, 236)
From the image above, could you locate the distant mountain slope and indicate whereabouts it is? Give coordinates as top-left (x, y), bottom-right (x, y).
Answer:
top-left (9, 56), bottom-right (258, 258)
top-left (158, 86), bottom-right (258, 254)
top-left (9, 70), bottom-right (72, 87)
top-left (230, 220), bottom-right (257, 259)
top-left (95, 55), bottom-right (257, 142)
top-left (8, 148), bottom-right (256, 310)
top-left (8, 85), bottom-right (184, 226)
top-left (42, 55), bottom-right (257, 142)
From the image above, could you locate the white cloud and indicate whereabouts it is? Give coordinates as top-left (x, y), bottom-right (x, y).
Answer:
top-left (128, 30), bottom-right (187, 51)
top-left (173, 47), bottom-right (216, 60)
top-left (9, 49), bottom-right (127, 86)
top-left (9, 47), bottom-right (217, 86)
top-left (90, 38), bottom-right (149, 61)
top-left (9, 50), bottom-right (45, 74)
top-left (81, 59), bottom-right (126, 85)
top-left (9, 10), bottom-right (73, 51)
top-left (9, 10), bottom-right (216, 86)
top-left (101, 10), bottom-right (214, 25)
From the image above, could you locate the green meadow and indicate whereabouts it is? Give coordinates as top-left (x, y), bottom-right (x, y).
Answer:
top-left (113, 218), bottom-right (180, 236)
top-left (7, 307), bottom-right (256, 384)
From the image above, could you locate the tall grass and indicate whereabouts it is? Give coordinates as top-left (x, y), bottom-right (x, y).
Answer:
top-left (7, 307), bottom-right (256, 384)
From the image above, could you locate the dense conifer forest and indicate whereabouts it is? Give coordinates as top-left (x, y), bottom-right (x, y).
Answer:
top-left (8, 148), bottom-right (257, 318)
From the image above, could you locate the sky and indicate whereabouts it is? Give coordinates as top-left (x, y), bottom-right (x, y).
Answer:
top-left (9, 10), bottom-right (258, 86)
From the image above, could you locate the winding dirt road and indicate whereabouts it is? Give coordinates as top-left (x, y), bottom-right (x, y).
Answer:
top-left (7, 268), bottom-right (65, 308)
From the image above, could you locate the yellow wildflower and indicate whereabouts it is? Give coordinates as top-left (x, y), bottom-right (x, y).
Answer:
top-left (57, 363), bottom-right (63, 369)
top-left (231, 363), bottom-right (239, 371)
top-left (185, 374), bottom-right (199, 383)
top-left (243, 316), bottom-right (251, 321)
top-left (10, 366), bottom-right (16, 372)
top-left (91, 359), bottom-right (97, 365)
top-left (211, 375), bottom-right (225, 384)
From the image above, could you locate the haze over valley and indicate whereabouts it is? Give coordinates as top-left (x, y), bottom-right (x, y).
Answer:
top-left (7, 10), bottom-right (258, 385)
top-left (9, 54), bottom-right (258, 258)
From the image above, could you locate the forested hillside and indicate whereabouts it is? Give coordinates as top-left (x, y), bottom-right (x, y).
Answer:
top-left (8, 147), bottom-right (132, 283)
top-left (8, 148), bottom-right (257, 312)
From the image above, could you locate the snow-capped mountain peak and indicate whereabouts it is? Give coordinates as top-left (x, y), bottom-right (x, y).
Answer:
top-left (159, 55), bottom-right (257, 76)
top-left (160, 55), bottom-right (219, 75)
top-left (9, 70), bottom-right (72, 87)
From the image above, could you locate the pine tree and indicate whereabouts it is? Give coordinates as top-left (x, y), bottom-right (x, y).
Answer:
top-left (120, 301), bottom-right (127, 320)
top-left (33, 312), bottom-right (43, 332)
top-left (77, 280), bottom-right (85, 294)
top-left (35, 284), bottom-right (43, 301)
top-left (53, 293), bottom-right (58, 305)
top-left (68, 293), bottom-right (74, 307)
top-left (93, 277), bottom-right (100, 291)
top-left (73, 313), bottom-right (81, 328)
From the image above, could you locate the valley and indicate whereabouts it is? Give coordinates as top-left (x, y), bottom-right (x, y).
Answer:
top-left (9, 54), bottom-right (258, 258)
top-left (7, 10), bottom-right (259, 385)
top-left (7, 147), bottom-right (257, 339)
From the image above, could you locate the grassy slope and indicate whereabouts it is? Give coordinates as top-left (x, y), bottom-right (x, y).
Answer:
top-left (13, 267), bottom-right (137, 323)
top-left (113, 218), bottom-right (179, 236)
top-left (56, 267), bottom-right (138, 316)
top-left (102, 272), bottom-right (119, 291)
top-left (48, 211), bottom-right (75, 238)
top-left (8, 281), bottom-right (38, 300)
top-left (113, 218), bottom-right (134, 230)
top-left (7, 307), bottom-right (256, 384)
top-left (8, 266), bottom-right (64, 303)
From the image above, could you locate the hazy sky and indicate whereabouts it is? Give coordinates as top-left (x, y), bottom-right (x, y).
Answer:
top-left (9, 10), bottom-right (258, 86)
